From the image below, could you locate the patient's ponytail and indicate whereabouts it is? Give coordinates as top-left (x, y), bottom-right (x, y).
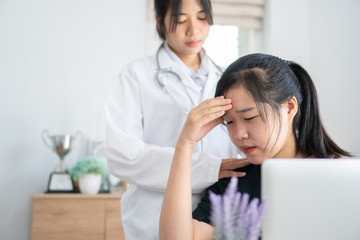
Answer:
top-left (289, 62), bottom-right (352, 158)
top-left (216, 53), bottom-right (352, 158)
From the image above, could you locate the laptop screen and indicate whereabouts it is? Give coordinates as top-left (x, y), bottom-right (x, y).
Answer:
top-left (261, 158), bottom-right (360, 240)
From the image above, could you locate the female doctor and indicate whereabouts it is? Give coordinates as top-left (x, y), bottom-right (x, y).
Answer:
top-left (105, 0), bottom-right (247, 239)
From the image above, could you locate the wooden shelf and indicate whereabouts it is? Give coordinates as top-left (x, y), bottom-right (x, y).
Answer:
top-left (32, 193), bottom-right (122, 199)
top-left (31, 194), bottom-right (124, 240)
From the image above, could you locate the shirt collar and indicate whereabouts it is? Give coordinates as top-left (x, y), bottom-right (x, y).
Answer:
top-left (163, 41), bottom-right (210, 76)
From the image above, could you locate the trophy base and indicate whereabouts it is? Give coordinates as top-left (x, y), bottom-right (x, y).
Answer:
top-left (46, 172), bottom-right (76, 193)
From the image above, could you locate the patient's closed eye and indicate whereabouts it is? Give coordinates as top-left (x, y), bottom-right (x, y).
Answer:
top-left (244, 115), bottom-right (259, 121)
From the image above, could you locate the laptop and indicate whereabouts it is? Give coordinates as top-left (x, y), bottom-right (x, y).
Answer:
top-left (261, 158), bottom-right (360, 240)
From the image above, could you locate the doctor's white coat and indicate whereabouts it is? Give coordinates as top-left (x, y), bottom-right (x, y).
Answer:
top-left (105, 46), bottom-right (240, 240)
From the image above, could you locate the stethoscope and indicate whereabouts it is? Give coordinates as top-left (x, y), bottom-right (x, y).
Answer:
top-left (155, 43), bottom-right (223, 115)
top-left (154, 43), bottom-right (242, 155)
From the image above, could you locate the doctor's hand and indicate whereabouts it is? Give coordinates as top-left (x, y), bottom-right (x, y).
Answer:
top-left (177, 96), bottom-right (232, 149)
top-left (219, 158), bottom-right (250, 179)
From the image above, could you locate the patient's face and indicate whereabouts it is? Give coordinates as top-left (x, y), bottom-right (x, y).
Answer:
top-left (223, 86), bottom-right (290, 164)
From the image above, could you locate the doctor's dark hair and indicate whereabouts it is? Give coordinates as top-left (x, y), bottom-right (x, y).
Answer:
top-left (215, 53), bottom-right (351, 158)
top-left (154, 0), bottom-right (213, 41)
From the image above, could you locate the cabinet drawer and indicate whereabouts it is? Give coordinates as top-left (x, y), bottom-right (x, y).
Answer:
top-left (32, 198), bottom-right (105, 240)
top-left (31, 195), bottom-right (123, 240)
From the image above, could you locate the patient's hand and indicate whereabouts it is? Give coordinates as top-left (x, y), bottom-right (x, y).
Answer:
top-left (177, 96), bottom-right (232, 149)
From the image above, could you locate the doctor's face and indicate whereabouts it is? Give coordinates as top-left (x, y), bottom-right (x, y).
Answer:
top-left (163, 0), bottom-right (210, 59)
top-left (223, 86), bottom-right (292, 165)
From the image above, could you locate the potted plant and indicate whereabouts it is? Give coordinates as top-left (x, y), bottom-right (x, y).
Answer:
top-left (70, 156), bottom-right (107, 194)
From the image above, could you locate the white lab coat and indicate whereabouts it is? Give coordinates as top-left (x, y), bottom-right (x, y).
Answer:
top-left (105, 46), bottom-right (240, 240)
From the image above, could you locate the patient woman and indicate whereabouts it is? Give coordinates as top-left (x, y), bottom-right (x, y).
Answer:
top-left (159, 53), bottom-right (352, 240)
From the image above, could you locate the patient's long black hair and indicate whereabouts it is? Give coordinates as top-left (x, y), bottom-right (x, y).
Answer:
top-left (215, 53), bottom-right (352, 158)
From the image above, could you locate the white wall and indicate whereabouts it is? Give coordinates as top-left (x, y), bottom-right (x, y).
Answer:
top-left (263, 0), bottom-right (311, 67)
top-left (0, 0), bottom-right (359, 239)
top-left (308, 0), bottom-right (360, 157)
top-left (0, 0), bottom-right (148, 239)
top-left (264, 0), bottom-right (360, 157)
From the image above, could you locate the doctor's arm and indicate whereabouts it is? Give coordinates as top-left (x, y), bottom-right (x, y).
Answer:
top-left (105, 64), bottom-right (245, 193)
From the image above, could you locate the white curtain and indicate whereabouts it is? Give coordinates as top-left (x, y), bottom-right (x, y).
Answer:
top-left (148, 0), bottom-right (265, 30)
top-left (212, 0), bottom-right (264, 29)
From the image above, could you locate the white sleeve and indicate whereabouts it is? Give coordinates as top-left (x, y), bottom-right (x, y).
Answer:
top-left (105, 64), bottom-right (221, 193)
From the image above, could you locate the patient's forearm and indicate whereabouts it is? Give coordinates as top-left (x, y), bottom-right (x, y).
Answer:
top-left (160, 97), bottom-right (228, 239)
top-left (159, 143), bottom-right (195, 240)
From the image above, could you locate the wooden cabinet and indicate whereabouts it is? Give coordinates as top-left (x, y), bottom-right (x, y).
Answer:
top-left (31, 194), bottom-right (124, 240)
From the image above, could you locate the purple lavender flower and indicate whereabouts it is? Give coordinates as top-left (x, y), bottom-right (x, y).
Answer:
top-left (210, 191), bottom-right (223, 240)
top-left (210, 177), bottom-right (268, 240)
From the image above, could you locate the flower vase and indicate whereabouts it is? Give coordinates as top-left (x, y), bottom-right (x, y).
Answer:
top-left (79, 174), bottom-right (102, 194)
